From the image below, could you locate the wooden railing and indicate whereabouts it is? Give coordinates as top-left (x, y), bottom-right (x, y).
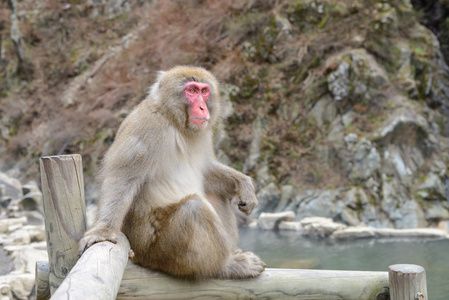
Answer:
top-left (35, 155), bottom-right (428, 300)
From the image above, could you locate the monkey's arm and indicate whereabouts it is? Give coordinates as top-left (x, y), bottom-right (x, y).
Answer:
top-left (204, 161), bottom-right (258, 215)
top-left (78, 134), bottom-right (149, 254)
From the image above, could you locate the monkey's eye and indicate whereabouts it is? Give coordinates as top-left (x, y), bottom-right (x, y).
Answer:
top-left (189, 88), bottom-right (196, 93)
top-left (202, 89), bottom-right (208, 94)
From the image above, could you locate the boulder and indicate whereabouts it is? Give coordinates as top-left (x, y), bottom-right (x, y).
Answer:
top-left (0, 273), bottom-right (34, 300)
top-left (22, 225), bottom-right (45, 243)
top-left (331, 227), bottom-right (376, 239)
top-left (300, 217), bottom-right (346, 238)
top-left (0, 217), bottom-right (27, 234)
top-left (2, 229), bottom-right (31, 246)
top-left (375, 228), bottom-right (448, 239)
top-left (258, 211), bottom-right (295, 230)
top-left (11, 245), bottom-right (48, 274)
top-left (278, 221), bottom-right (303, 231)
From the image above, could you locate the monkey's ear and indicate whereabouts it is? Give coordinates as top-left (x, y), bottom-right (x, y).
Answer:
top-left (147, 71), bottom-right (166, 102)
top-left (155, 71), bottom-right (166, 86)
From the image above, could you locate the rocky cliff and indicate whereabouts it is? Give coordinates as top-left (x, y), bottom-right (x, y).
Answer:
top-left (1, 0), bottom-right (449, 230)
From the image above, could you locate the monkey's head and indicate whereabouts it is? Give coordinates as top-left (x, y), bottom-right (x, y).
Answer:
top-left (149, 66), bottom-right (221, 134)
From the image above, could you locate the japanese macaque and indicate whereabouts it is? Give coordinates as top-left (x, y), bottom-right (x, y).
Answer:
top-left (78, 66), bottom-right (266, 279)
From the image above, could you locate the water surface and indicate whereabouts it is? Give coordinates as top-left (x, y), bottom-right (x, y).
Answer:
top-left (239, 228), bottom-right (449, 300)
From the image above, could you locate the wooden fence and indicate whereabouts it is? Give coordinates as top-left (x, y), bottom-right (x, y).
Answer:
top-left (35, 155), bottom-right (428, 299)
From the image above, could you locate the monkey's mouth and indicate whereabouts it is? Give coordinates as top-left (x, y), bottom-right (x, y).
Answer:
top-left (191, 117), bottom-right (209, 126)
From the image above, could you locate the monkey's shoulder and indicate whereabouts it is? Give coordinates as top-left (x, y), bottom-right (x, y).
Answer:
top-left (117, 109), bottom-right (169, 136)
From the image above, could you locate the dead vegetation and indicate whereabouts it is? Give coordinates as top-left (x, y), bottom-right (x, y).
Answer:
top-left (0, 0), bottom-right (421, 190)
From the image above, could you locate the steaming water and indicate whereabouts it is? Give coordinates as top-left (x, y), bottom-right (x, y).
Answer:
top-left (239, 228), bottom-right (449, 300)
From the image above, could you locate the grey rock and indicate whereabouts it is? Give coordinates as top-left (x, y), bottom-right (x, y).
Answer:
top-left (0, 173), bottom-right (23, 202)
top-left (344, 133), bottom-right (358, 150)
top-left (0, 273), bottom-right (34, 300)
top-left (381, 174), bottom-right (427, 228)
top-left (296, 190), bottom-right (339, 220)
top-left (328, 61), bottom-right (350, 101)
top-left (331, 226), bottom-right (375, 239)
top-left (375, 227), bottom-right (448, 238)
top-left (327, 48), bottom-right (389, 102)
top-left (278, 221), bottom-right (303, 231)
top-left (258, 211), bottom-right (295, 230)
top-left (255, 158), bottom-right (276, 188)
top-left (342, 111), bottom-right (356, 128)
top-left (274, 185), bottom-right (295, 212)
top-left (0, 218), bottom-right (27, 234)
top-left (11, 245), bottom-right (48, 274)
top-left (244, 116), bottom-right (265, 173)
top-left (336, 201), bottom-right (360, 226)
top-left (253, 182), bottom-right (280, 217)
top-left (327, 116), bottom-right (345, 148)
top-left (350, 138), bottom-right (381, 181)
top-left (424, 201), bottom-right (449, 220)
top-left (418, 173), bottom-right (446, 200)
top-left (300, 217), bottom-right (346, 238)
top-left (310, 95), bottom-right (337, 127)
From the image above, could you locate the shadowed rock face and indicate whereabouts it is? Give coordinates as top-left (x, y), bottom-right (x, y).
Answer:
top-left (411, 0), bottom-right (449, 65)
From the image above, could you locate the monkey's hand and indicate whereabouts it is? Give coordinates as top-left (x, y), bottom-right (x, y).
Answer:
top-left (78, 225), bottom-right (119, 256)
top-left (237, 178), bottom-right (258, 216)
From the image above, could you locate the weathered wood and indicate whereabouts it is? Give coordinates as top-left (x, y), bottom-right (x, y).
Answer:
top-left (389, 264), bottom-right (427, 300)
top-left (51, 232), bottom-right (130, 300)
top-left (40, 154), bottom-right (86, 294)
top-left (116, 265), bottom-right (389, 300)
top-left (36, 260), bottom-right (390, 300)
top-left (35, 261), bottom-right (50, 300)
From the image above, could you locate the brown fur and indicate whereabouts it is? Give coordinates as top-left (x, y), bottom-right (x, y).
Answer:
top-left (78, 66), bottom-right (265, 279)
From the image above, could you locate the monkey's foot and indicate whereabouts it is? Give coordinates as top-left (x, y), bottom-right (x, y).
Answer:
top-left (218, 249), bottom-right (266, 279)
top-left (78, 227), bottom-right (118, 256)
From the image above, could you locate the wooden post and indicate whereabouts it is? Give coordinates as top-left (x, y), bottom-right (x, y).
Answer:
top-left (40, 155), bottom-right (87, 295)
top-left (388, 264), bottom-right (427, 300)
top-left (51, 232), bottom-right (130, 300)
top-left (35, 261), bottom-right (50, 300)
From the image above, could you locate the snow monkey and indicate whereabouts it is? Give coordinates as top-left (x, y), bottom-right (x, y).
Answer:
top-left (78, 66), bottom-right (266, 279)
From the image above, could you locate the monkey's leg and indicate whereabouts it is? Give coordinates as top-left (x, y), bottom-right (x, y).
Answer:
top-left (130, 194), bottom-right (264, 279)
top-left (218, 248), bottom-right (266, 279)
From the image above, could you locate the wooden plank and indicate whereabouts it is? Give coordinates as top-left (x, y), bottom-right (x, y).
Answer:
top-left (40, 154), bottom-right (86, 294)
top-left (35, 260), bottom-right (390, 300)
top-left (51, 232), bottom-right (130, 300)
top-left (389, 264), bottom-right (427, 300)
top-left (117, 264), bottom-right (389, 300)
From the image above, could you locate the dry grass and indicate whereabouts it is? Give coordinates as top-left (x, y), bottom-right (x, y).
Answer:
top-left (1, 0), bottom-right (397, 190)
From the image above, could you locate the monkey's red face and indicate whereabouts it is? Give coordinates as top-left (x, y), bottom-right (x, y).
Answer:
top-left (184, 82), bottom-right (210, 127)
